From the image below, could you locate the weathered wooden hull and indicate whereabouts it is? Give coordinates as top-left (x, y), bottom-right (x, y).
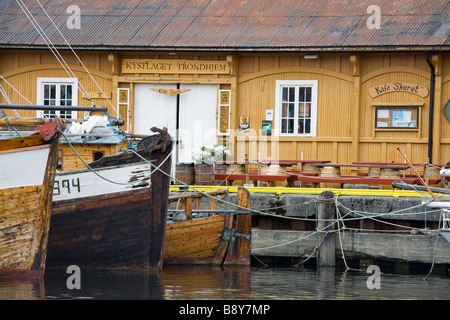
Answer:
top-left (48, 188), bottom-right (161, 270)
top-left (0, 129), bottom-right (61, 276)
top-left (49, 181), bottom-right (250, 269)
top-left (164, 188), bottom-right (252, 266)
top-left (49, 189), bottom-right (251, 269)
top-left (164, 214), bottom-right (251, 266)
top-left (47, 128), bottom-right (172, 271)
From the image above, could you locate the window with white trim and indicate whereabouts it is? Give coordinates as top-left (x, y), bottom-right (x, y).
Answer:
top-left (36, 78), bottom-right (78, 119)
top-left (275, 80), bottom-right (318, 137)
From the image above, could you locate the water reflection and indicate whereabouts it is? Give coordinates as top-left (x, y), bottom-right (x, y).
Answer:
top-left (161, 266), bottom-right (250, 300)
top-left (0, 266), bottom-right (449, 300)
top-left (0, 277), bottom-right (45, 300)
top-left (44, 270), bottom-right (165, 299)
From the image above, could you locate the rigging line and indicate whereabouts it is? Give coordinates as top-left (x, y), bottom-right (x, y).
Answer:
top-left (136, 149), bottom-right (308, 218)
top-left (217, 161), bottom-right (246, 186)
top-left (61, 133), bottom-right (133, 185)
top-left (253, 198), bottom-right (316, 211)
top-left (335, 196), bottom-right (352, 271)
top-left (0, 83), bottom-right (21, 135)
top-left (251, 228), bottom-right (323, 252)
top-left (0, 83), bottom-right (20, 117)
top-left (61, 132), bottom-right (155, 186)
top-left (16, 0), bottom-right (91, 100)
top-left (424, 209), bottom-right (442, 280)
top-left (247, 159), bottom-right (434, 183)
top-left (36, 0), bottom-right (118, 114)
top-left (15, 1), bottom-right (77, 82)
top-left (252, 211), bottom-right (353, 252)
top-left (66, 135), bottom-right (443, 223)
top-left (16, 0), bottom-right (72, 77)
top-left (335, 200), bottom-right (441, 219)
top-left (130, 147), bottom-right (339, 220)
top-left (63, 132), bottom-right (447, 227)
top-left (336, 204), bottom-right (443, 230)
top-left (126, 147), bottom-right (173, 176)
top-left (343, 226), bottom-right (436, 233)
top-left (337, 206), bottom-right (442, 221)
top-left (293, 235), bottom-right (325, 267)
top-left (0, 74), bottom-right (33, 105)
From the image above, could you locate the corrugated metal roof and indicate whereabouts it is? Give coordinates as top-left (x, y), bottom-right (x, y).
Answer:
top-left (0, 0), bottom-right (448, 51)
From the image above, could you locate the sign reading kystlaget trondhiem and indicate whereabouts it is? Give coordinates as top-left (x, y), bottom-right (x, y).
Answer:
top-left (369, 82), bottom-right (428, 98)
top-left (122, 59), bottom-right (230, 74)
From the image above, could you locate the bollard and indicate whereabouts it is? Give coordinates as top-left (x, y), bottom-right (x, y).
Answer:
top-left (316, 190), bottom-right (336, 267)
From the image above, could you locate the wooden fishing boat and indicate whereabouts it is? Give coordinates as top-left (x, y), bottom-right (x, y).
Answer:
top-left (165, 187), bottom-right (252, 266)
top-left (0, 117), bottom-right (65, 277)
top-left (47, 127), bottom-right (172, 270)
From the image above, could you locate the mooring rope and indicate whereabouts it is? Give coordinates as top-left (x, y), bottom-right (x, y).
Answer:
top-left (61, 132), bottom-right (171, 186)
top-left (64, 129), bottom-right (447, 243)
top-left (216, 161), bottom-right (246, 186)
top-left (424, 209), bottom-right (443, 280)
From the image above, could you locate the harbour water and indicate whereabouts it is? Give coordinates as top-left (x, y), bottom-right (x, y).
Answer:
top-left (1, 263), bottom-right (449, 301)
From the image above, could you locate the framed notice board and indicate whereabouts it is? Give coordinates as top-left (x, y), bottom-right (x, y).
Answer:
top-left (375, 106), bottom-right (419, 129)
top-left (218, 90), bottom-right (231, 135)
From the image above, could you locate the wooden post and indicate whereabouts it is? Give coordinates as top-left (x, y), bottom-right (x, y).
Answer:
top-left (225, 187), bottom-right (252, 265)
top-left (185, 198), bottom-right (193, 220)
top-left (317, 190), bottom-right (336, 268)
top-left (245, 153), bottom-right (249, 185)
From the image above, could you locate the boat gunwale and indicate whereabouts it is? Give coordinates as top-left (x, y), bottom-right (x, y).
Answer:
top-left (0, 143), bottom-right (50, 156)
top-left (55, 160), bottom-right (150, 176)
top-left (51, 186), bottom-right (152, 210)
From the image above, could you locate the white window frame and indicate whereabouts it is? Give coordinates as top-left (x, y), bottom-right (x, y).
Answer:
top-left (36, 77), bottom-right (78, 119)
top-left (274, 80), bottom-right (318, 137)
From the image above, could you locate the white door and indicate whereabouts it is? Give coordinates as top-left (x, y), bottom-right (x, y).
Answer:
top-left (134, 83), bottom-right (217, 175)
top-left (134, 83), bottom-right (177, 136)
top-left (178, 84), bottom-right (217, 163)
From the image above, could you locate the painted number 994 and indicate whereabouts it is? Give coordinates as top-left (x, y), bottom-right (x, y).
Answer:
top-left (54, 178), bottom-right (81, 195)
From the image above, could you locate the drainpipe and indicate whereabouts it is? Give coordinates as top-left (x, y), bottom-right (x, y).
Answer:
top-left (426, 52), bottom-right (435, 164)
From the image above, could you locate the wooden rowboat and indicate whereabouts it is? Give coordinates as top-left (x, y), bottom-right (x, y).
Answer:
top-left (47, 127), bottom-right (172, 271)
top-left (0, 118), bottom-right (65, 277)
top-left (165, 187), bottom-right (252, 266)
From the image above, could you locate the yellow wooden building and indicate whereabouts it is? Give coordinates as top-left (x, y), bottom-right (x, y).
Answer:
top-left (0, 0), bottom-right (449, 174)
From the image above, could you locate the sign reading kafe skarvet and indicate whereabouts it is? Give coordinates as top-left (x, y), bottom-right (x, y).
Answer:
top-left (122, 59), bottom-right (230, 74)
top-left (369, 82), bottom-right (428, 98)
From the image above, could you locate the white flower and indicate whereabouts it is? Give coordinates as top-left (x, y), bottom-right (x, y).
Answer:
top-left (191, 145), bottom-right (232, 164)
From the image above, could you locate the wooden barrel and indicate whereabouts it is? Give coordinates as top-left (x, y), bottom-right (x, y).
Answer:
top-left (302, 164), bottom-right (320, 176)
top-left (320, 166), bottom-right (341, 189)
top-left (368, 167), bottom-right (380, 177)
top-left (227, 164), bottom-right (245, 186)
top-left (379, 168), bottom-right (400, 189)
top-left (301, 164), bottom-right (320, 188)
top-left (175, 163), bottom-right (194, 185)
top-left (194, 164), bottom-right (214, 185)
top-left (214, 163), bottom-right (228, 184)
top-left (267, 165), bottom-right (287, 187)
top-left (427, 167), bottom-right (442, 188)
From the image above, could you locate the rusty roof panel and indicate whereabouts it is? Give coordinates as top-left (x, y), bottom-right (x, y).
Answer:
top-left (0, 0), bottom-right (448, 50)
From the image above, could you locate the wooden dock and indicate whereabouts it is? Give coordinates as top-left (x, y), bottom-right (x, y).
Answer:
top-left (171, 186), bottom-right (450, 269)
